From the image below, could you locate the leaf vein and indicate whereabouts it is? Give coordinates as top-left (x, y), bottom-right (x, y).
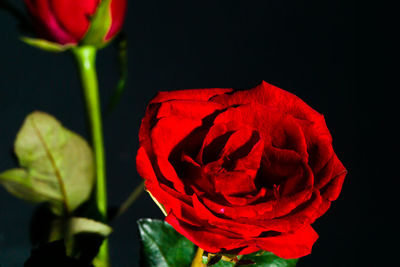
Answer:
top-left (30, 116), bottom-right (70, 213)
top-left (141, 223), bottom-right (171, 267)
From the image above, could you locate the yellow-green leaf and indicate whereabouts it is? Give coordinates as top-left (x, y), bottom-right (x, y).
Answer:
top-left (0, 111), bottom-right (95, 215)
top-left (21, 37), bottom-right (73, 52)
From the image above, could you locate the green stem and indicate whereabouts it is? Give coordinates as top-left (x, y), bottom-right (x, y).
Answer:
top-left (72, 46), bottom-right (109, 267)
top-left (113, 181), bottom-right (145, 220)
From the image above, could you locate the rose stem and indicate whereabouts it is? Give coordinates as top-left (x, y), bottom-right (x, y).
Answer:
top-left (113, 181), bottom-right (145, 220)
top-left (72, 46), bottom-right (109, 267)
top-left (191, 248), bottom-right (205, 267)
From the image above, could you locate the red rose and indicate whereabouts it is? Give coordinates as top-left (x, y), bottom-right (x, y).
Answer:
top-left (24, 0), bottom-right (127, 45)
top-left (136, 81), bottom-right (347, 259)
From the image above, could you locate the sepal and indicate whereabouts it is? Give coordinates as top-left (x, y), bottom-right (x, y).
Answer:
top-left (21, 37), bottom-right (74, 52)
top-left (80, 0), bottom-right (113, 48)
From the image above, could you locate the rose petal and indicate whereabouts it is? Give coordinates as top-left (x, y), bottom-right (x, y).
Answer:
top-left (155, 157), bottom-right (186, 193)
top-left (269, 186), bottom-right (313, 219)
top-left (317, 154), bottom-right (347, 195)
top-left (232, 137), bottom-right (264, 173)
top-left (198, 123), bottom-right (234, 164)
top-left (212, 170), bottom-right (258, 199)
top-left (206, 138), bottom-right (264, 200)
top-left (146, 177), bottom-right (200, 225)
top-left (220, 128), bottom-right (255, 158)
top-left (265, 191), bottom-right (324, 232)
top-left (138, 103), bottom-right (160, 144)
top-left (150, 116), bottom-right (202, 159)
top-left (136, 146), bottom-right (157, 184)
top-left (136, 147), bottom-right (178, 214)
top-left (313, 153), bottom-right (335, 190)
top-left (201, 194), bottom-right (274, 219)
top-left (25, 0), bottom-right (76, 44)
top-left (307, 135), bottom-right (334, 180)
top-left (211, 81), bottom-right (326, 126)
top-left (137, 147), bottom-right (197, 221)
top-left (212, 104), bottom-right (288, 151)
top-left (151, 88), bottom-right (233, 104)
top-left (222, 187), bottom-right (267, 207)
top-left (48, 0), bottom-right (98, 41)
top-left (166, 213), bottom-right (254, 254)
top-left (320, 168), bottom-right (347, 201)
top-left (255, 224), bottom-right (318, 259)
top-left (156, 100), bottom-right (223, 121)
top-left (270, 116), bottom-right (309, 159)
top-left (106, 0), bottom-right (127, 40)
top-left (192, 194), bottom-right (267, 237)
top-left (260, 146), bottom-right (313, 197)
top-left (149, 116), bottom-right (205, 192)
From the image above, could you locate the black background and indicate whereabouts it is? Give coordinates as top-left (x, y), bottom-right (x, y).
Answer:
top-left (0, 1), bottom-right (391, 266)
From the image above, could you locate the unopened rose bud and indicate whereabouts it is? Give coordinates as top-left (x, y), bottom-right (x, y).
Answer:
top-left (24, 0), bottom-right (127, 49)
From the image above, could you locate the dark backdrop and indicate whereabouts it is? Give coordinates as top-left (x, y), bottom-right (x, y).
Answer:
top-left (0, 1), bottom-right (388, 267)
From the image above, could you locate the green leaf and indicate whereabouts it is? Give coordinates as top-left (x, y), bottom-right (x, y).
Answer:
top-left (65, 217), bottom-right (113, 238)
top-left (0, 111), bottom-right (95, 215)
top-left (0, 169), bottom-right (53, 203)
top-left (137, 218), bottom-right (298, 267)
top-left (21, 37), bottom-right (74, 52)
top-left (138, 219), bottom-right (196, 267)
top-left (50, 217), bottom-right (113, 260)
top-left (240, 251), bottom-right (298, 267)
top-left (80, 0), bottom-right (112, 47)
top-left (210, 260), bottom-right (235, 267)
top-left (210, 251), bottom-right (298, 267)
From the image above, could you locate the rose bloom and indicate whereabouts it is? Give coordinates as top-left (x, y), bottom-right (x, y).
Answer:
top-left (136, 81), bottom-right (347, 259)
top-left (24, 0), bottom-right (127, 45)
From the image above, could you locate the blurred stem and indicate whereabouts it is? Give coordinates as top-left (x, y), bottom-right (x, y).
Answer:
top-left (72, 46), bottom-right (109, 267)
top-left (105, 33), bottom-right (128, 116)
top-left (191, 248), bottom-right (205, 267)
top-left (113, 181), bottom-right (145, 220)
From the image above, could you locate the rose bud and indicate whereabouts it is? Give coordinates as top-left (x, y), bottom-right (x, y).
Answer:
top-left (136, 81), bottom-right (347, 259)
top-left (23, 0), bottom-right (127, 49)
